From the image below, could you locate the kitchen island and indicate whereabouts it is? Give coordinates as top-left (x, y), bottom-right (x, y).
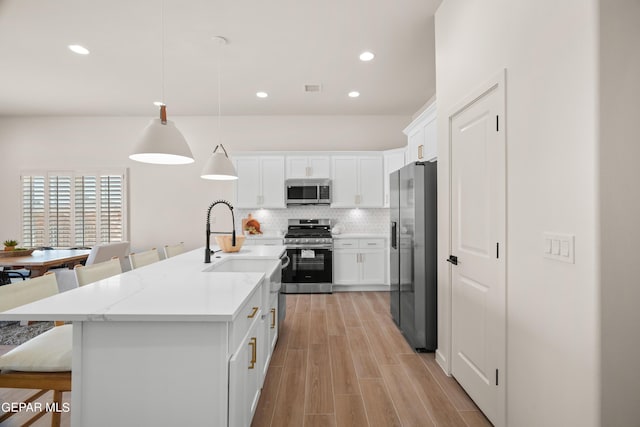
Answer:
top-left (0, 245), bottom-right (286, 427)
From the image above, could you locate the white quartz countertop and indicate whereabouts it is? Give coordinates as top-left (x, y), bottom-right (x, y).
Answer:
top-left (0, 245), bottom-right (286, 323)
top-left (332, 233), bottom-right (388, 239)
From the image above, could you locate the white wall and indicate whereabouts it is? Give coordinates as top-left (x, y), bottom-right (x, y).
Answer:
top-left (599, 1), bottom-right (640, 425)
top-left (0, 115), bottom-right (409, 252)
top-left (435, 1), bottom-right (600, 425)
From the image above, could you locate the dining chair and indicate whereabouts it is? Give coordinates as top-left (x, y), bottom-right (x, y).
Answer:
top-left (0, 273), bottom-right (71, 427)
top-left (74, 257), bottom-right (123, 286)
top-left (54, 241), bottom-right (129, 292)
top-left (129, 248), bottom-right (161, 270)
top-left (163, 242), bottom-right (185, 259)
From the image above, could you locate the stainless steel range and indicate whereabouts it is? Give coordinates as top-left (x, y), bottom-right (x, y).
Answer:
top-left (282, 219), bottom-right (333, 293)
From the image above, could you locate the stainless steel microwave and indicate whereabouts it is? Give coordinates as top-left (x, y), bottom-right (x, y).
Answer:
top-left (285, 179), bottom-right (331, 205)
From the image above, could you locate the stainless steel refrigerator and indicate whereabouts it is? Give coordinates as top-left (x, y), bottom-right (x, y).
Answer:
top-left (390, 161), bottom-right (437, 351)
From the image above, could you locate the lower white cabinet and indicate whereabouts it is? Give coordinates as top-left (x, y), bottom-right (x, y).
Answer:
top-left (268, 293), bottom-right (279, 354)
top-left (244, 237), bottom-right (284, 246)
top-left (333, 238), bottom-right (386, 286)
top-left (229, 315), bottom-right (262, 427)
top-left (260, 292), bottom-right (279, 384)
top-left (229, 278), bottom-right (276, 427)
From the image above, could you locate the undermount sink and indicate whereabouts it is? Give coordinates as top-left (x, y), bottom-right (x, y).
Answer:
top-left (204, 258), bottom-right (282, 292)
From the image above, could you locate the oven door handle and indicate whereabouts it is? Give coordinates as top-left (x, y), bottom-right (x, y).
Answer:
top-left (281, 255), bottom-right (291, 270)
top-left (286, 245), bottom-right (333, 250)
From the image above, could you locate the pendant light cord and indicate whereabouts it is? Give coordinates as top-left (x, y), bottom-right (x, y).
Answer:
top-left (161, 0), bottom-right (165, 106)
top-left (217, 42), bottom-right (222, 146)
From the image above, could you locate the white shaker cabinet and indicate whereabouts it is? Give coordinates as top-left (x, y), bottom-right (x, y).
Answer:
top-left (229, 314), bottom-right (262, 427)
top-left (286, 155), bottom-right (331, 178)
top-left (331, 156), bottom-right (383, 208)
top-left (383, 148), bottom-right (406, 207)
top-left (234, 156), bottom-right (285, 208)
top-left (333, 238), bottom-right (386, 287)
top-left (404, 102), bottom-right (437, 163)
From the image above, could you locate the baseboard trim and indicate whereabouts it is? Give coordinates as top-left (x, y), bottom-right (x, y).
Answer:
top-left (435, 349), bottom-right (449, 375)
top-left (332, 284), bottom-right (390, 292)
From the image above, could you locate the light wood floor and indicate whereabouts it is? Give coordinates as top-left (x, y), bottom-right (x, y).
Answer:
top-left (0, 292), bottom-right (491, 427)
top-left (252, 292), bottom-right (492, 427)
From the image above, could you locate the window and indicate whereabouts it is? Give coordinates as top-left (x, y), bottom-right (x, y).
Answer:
top-left (21, 170), bottom-right (128, 248)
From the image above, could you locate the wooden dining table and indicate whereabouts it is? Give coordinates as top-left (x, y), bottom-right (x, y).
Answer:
top-left (0, 249), bottom-right (91, 277)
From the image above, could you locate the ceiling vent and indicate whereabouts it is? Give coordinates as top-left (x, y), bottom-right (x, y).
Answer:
top-left (304, 84), bottom-right (322, 93)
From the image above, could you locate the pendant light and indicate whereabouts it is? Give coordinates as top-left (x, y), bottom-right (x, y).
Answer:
top-left (130, 0), bottom-right (194, 165)
top-left (201, 36), bottom-right (238, 180)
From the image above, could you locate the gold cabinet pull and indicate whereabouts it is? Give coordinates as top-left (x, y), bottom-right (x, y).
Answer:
top-left (270, 308), bottom-right (276, 329)
top-left (249, 337), bottom-right (257, 369)
top-left (247, 306), bottom-right (259, 318)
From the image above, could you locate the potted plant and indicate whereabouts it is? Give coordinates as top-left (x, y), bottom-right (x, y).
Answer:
top-left (3, 239), bottom-right (18, 251)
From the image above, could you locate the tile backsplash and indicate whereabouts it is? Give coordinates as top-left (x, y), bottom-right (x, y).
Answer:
top-left (236, 207), bottom-right (390, 236)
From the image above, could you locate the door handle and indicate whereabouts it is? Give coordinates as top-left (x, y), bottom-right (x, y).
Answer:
top-left (446, 255), bottom-right (458, 265)
top-left (249, 337), bottom-right (257, 369)
top-left (391, 222), bottom-right (397, 249)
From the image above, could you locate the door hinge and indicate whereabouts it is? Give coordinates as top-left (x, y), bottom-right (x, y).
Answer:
top-left (496, 115), bottom-right (499, 132)
top-left (495, 369), bottom-right (499, 386)
top-left (496, 242), bottom-right (499, 259)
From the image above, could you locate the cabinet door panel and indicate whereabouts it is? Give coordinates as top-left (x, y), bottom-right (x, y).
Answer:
top-left (360, 249), bottom-right (386, 285)
top-left (235, 158), bottom-right (261, 208)
top-left (229, 319), bottom-right (262, 427)
top-left (331, 157), bottom-right (358, 207)
top-left (333, 250), bottom-right (359, 285)
top-left (286, 157), bottom-right (309, 178)
top-left (358, 157), bottom-right (384, 207)
top-left (407, 128), bottom-right (423, 163)
top-left (422, 117), bottom-right (438, 161)
top-left (384, 150), bottom-right (406, 207)
top-left (309, 156), bottom-right (331, 178)
top-left (260, 157), bottom-right (285, 208)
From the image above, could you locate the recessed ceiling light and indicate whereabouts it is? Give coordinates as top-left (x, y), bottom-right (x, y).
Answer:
top-left (153, 101), bottom-right (165, 106)
top-left (256, 92), bottom-right (268, 98)
top-left (348, 91), bottom-right (360, 98)
top-left (68, 44), bottom-right (90, 55)
top-left (359, 51), bottom-right (375, 61)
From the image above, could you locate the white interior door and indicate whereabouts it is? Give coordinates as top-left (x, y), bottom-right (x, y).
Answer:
top-left (450, 77), bottom-right (505, 426)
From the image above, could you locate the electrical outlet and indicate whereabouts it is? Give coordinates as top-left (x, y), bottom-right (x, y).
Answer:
top-left (543, 232), bottom-right (574, 263)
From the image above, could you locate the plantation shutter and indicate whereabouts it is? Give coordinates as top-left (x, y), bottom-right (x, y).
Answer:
top-left (21, 175), bottom-right (46, 247)
top-left (99, 174), bottom-right (124, 242)
top-left (48, 175), bottom-right (73, 247)
top-left (75, 175), bottom-right (97, 247)
top-left (21, 170), bottom-right (127, 248)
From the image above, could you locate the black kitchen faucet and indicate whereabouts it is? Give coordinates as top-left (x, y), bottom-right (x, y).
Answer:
top-left (205, 200), bottom-right (236, 263)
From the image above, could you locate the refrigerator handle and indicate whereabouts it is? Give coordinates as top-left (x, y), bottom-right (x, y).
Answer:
top-left (391, 222), bottom-right (397, 249)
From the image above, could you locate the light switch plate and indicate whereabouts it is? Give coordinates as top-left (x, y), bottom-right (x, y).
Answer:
top-left (543, 232), bottom-right (575, 263)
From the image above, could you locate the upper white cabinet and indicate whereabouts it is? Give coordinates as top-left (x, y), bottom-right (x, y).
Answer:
top-left (234, 156), bottom-right (285, 208)
top-left (286, 156), bottom-right (331, 178)
top-left (383, 148), bottom-right (406, 207)
top-left (404, 101), bottom-right (437, 163)
top-left (331, 155), bottom-right (384, 208)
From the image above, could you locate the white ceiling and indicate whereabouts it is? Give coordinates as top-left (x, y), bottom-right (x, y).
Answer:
top-left (0, 0), bottom-right (440, 117)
